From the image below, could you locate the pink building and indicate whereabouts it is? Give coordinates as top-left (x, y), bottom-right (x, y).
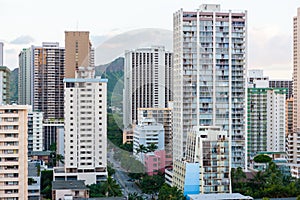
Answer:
top-left (144, 150), bottom-right (166, 176)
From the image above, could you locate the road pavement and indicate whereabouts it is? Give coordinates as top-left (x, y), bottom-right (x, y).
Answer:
top-left (107, 150), bottom-right (145, 198)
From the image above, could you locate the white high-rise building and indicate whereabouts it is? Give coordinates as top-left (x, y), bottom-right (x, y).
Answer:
top-left (123, 46), bottom-right (173, 128)
top-left (293, 7), bottom-right (300, 164)
top-left (266, 89), bottom-right (286, 152)
top-left (54, 66), bottom-right (107, 185)
top-left (18, 48), bottom-right (33, 105)
top-left (173, 4), bottom-right (247, 168)
top-left (0, 105), bottom-right (29, 199)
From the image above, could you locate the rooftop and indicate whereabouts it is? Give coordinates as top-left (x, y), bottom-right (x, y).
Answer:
top-left (52, 180), bottom-right (88, 190)
top-left (188, 193), bottom-right (253, 200)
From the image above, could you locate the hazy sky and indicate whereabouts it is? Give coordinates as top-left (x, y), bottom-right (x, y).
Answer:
top-left (0, 0), bottom-right (299, 79)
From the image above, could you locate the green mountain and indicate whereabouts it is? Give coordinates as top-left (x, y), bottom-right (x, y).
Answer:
top-left (9, 68), bottom-right (18, 103)
top-left (95, 57), bottom-right (124, 110)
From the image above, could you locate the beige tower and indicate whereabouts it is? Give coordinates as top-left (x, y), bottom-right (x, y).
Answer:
top-left (293, 8), bottom-right (300, 164)
top-left (0, 105), bottom-right (29, 199)
top-left (65, 31), bottom-right (94, 78)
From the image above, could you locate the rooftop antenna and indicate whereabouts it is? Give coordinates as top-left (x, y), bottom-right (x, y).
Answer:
top-left (76, 20), bottom-right (79, 31)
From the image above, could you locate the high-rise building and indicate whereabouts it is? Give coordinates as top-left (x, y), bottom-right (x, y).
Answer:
top-left (172, 126), bottom-right (231, 195)
top-left (266, 89), bottom-right (286, 152)
top-left (32, 42), bottom-right (65, 121)
top-left (18, 43), bottom-right (65, 121)
top-left (173, 4), bottom-right (247, 168)
top-left (54, 67), bottom-right (107, 184)
top-left (0, 105), bottom-right (29, 199)
top-left (269, 80), bottom-right (293, 99)
top-left (65, 31), bottom-right (94, 78)
top-left (0, 42), bottom-right (3, 66)
top-left (18, 48), bottom-right (33, 105)
top-left (293, 7), bottom-right (300, 164)
top-left (28, 110), bottom-right (44, 153)
top-left (123, 46), bottom-right (173, 128)
top-left (0, 66), bottom-right (10, 105)
top-left (247, 88), bottom-right (286, 159)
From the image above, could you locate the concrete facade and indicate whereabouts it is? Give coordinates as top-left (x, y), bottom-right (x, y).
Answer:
top-left (173, 4), bottom-right (247, 168)
top-left (0, 105), bottom-right (29, 199)
top-left (0, 66), bottom-right (10, 105)
top-left (173, 126), bottom-right (231, 195)
top-left (123, 46), bottom-right (173, 128)
top-left (65, 31), bottom-right (94, 78)
top-left (138, 107), bottom-right (173, 167)
top-left (54, 67), bottom-right (107, 185)
top-left (133, 117), bottom-right (164, 162)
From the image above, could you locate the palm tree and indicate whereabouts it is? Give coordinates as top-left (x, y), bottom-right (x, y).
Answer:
top-left (147, 143), bottom-right (158, 153)
top-left (158, 184), bottom-right (186, 200)
top-left (136, 144), bottom-right (148, 154)
top-left (55, 154), bottom-right (64, 166)
top-left (102, 176), bottom-right (122, 197)
top-left (128, 192), bottom-right (144, 200)
top-left (136, 144), bottom-right (148, 161)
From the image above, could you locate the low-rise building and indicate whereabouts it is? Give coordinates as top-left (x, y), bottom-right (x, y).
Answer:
top-left (28, 161), bottom-right (41, 200)
top-left (144, 150), bottom-right (166, 176)
top-left (52, 180), bottom-right (89, 200)
top-left (122, 129), bottom-right (133, 144)
top-left (133, 117), bottom-right (164, 161)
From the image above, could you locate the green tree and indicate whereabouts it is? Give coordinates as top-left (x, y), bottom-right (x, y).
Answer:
top-left (158, 184), bottom-right (186, 200)
top-left (120, 142), bottom-right (133, 152)
top-left (41, 170), bottom-right (53, 199)
top-left (147, 143), bottom-right (158, 153)
top-left (136, 144), bottom-right (148, 154)
top-left (49, 143), bottom-right (64, 167)
top-left (140, 175), bottom-right (164, 194)
top-left (254, 154), bottom-right (272, 163)
top-left (107, 165), bottom-right (116, 177)
top-left (231, 167), bottom-right (247, 193)
top-left (102, 176), bottom-right (122, 197)
top-left (128, 192), bottom-right (144, 200)
top-left (88, 184), bottom-right (105, 197)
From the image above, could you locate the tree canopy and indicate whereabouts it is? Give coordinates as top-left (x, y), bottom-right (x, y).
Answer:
top-left (253, 154), bottom-right (272, 163)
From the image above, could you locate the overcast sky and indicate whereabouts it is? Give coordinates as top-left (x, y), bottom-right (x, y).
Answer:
top-left (0, 0), bottom-right (298, 79)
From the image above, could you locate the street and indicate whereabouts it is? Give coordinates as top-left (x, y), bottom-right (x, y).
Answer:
top-left (107, 149), bottom-right (148, 198)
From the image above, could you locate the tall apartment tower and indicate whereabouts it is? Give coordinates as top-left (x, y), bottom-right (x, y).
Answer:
top-left (173, 4), bottom-right (247, 168)
top-left (293, 7), bottom-right (300, 164)
top-left (54, 67), bottom-right (107, 184)
top-left (18, 43), bottom-right (65, 121)
top-left (0, 105), bottom-right (29, 199)
top-left (0, 66), bottom-right (10, 105)
top-left (32, 42), bottom-right (65, 121)
top-left (18, 48), bottom-right (33, 105)
top-left (0, 42), bottom-right (3, 66)
top-left (123, 46), bottom-right (173, 128)
top-left (65, 31), bottom-right (94, 78)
